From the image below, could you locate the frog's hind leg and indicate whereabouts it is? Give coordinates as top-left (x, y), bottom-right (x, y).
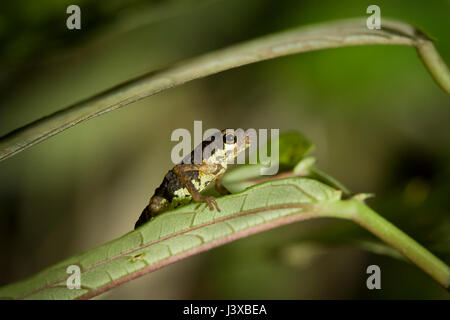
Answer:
top-left (173, 164), bottom-right (221, 212)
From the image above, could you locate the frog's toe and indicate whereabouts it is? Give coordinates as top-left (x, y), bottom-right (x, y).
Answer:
top-left (206, 197), bottom-right (220, 212)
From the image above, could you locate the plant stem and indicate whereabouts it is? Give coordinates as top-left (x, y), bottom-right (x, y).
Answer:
top-left (320, 199), bottom-right (450, 289)
top-left (416, 40), bottom-right (450, 93)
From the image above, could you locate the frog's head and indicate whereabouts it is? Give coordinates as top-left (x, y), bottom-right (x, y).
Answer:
top-left (202, 129), bottom-right (250, 165)
top-left (222, 128), bottom-right (250, 154)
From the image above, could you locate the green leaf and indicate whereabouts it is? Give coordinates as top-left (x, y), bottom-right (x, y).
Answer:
top-left (223, 131), bottom-right (314, 192)
top-left (0, 178), bottom-right (340, 300)
top-left (262, 131), bottom-right (314, 171)
top-left (0, 18), bottom-right (448, 162)
top-left (0, 177), bottom-right (448, 299)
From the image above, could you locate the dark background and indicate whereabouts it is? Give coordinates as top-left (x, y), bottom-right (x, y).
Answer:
top-left (0, 0), bottom-right (449, 299)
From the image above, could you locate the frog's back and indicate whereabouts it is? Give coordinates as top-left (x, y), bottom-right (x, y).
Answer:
top-left (155, 169), bottom-right (191, 202)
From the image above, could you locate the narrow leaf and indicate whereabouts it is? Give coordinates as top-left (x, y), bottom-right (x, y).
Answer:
top-left (1, 18), bottom-right (448, 162)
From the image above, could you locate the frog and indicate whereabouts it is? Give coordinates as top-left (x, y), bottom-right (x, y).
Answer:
top-left (134, 129), bottom-right (250, 229)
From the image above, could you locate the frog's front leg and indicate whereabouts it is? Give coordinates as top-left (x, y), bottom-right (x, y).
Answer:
top-left (173, 163), bottom-right (222, 212)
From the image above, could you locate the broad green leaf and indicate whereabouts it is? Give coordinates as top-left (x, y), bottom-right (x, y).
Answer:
top-left (277, 131), bottom-right (314, 169)
top-left (223, 131), bottom-right (313, 192)
top-left (0, 177), bottom-right (448, 299)
top-left (0, 18), bottom-right (448, 162)
top-left (223, 131), bottom-right (314, 192)
top-left (259, 131), bottom-right (314, 171)
top-left (0, 178), bottom-right (340, 300)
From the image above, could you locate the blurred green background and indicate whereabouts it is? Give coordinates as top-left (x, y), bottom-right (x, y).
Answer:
top-left (0, 0), bottom-right (449, 299)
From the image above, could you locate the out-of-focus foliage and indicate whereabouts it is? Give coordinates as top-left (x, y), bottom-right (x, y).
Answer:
top-left (0, 0), bottom-right (448, 299)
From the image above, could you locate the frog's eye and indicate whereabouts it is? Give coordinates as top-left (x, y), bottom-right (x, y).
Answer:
top-left (223, 133), bottom-right (235, 144)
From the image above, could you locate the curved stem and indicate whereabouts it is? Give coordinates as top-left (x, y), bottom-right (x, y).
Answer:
top-left (320, 199), bottom-right (450, 289)
top-left (416, 40), bottom-right (450, 93)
